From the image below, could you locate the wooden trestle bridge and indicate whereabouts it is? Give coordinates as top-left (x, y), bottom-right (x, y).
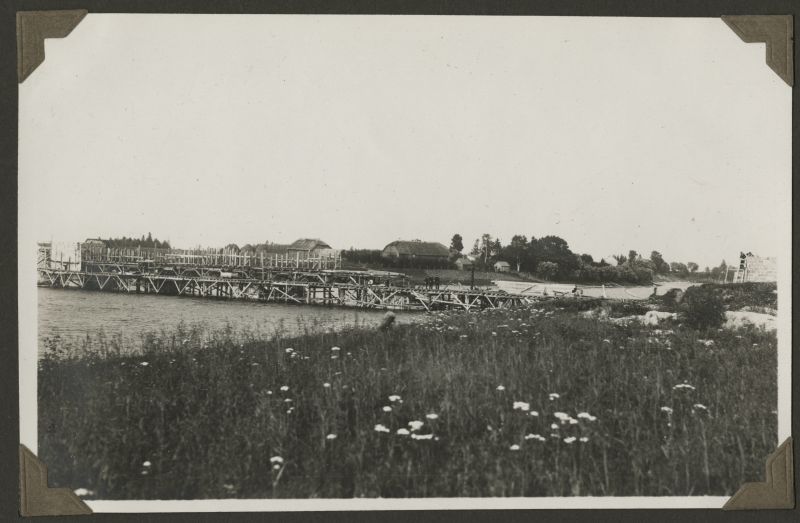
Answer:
top-left (37, 245), bottom-right (531, 312)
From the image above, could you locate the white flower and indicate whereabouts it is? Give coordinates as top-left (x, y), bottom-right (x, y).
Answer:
top-left (396, 428), bottom-right (410, 436)
top-left (660, 406), bottom-right (673, 414)
top-left (411, 433), bottom-right (434, 440)
top-left (579, 437), bottom-right (589, 443)
top-left (140, 362), bottom-right (149, 367)
top-left (563, 437), bottom-right (577, 444)
top-left (568, 418), bottom-right (579, 425)
top-left (693, 403), bottom-right (708, 411)
top-left (513, 401), bottom-right (530, 411)
top-left (425, 413), bottom-right (439, 420)
top-left (374, 424), bottom-right (390, 433)
top-left (272, 464), bottom-right (281, 470)
top-left (331, 346), bottom-right (341, 352)
top-left (602, 339), bottom-right (611, 344)
top-left (672, 383), bottom-right (696, 391)
top-left (270, 456), bottom-right (284, 464)
top-left (509, 444), bottom-right (520, 451)
top-left (73, 488), bottom-right (94, 497)
top-left (326, 433), bottom-right (337, 440)
top-left (142, 461), bottom-right (151, 467)
top-left (383, 406), bottom-right (392, 412)
top-left (554, 412), bottom-right (569, 420)
top-left (408, 420), bottom-right (424, 431)
top-left (496, 385), bottom-right (506, 391)
top-left (550, 423), bottom-right (559, 430)
top-left (524, 433), bottom-right (545, 442)
top-left (323, 382), bottom-right (331, 388)
top-left (285, 348), bottom-right (293, 353)
top-left (548, 393), bottom-right (560, 400)
top-left (388, 395), bottom-right (402, 402)
top-left (280, 385), bottom-right (289, 392)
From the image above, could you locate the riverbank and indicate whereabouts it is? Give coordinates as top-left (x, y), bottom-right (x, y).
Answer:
top-left (39, 294), bottom-right (777, 499)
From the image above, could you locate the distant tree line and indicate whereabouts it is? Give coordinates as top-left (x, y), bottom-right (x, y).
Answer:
top-left (104, 233), bottom-right (171, 250)
top-left (449, 232), bottom-right (725, 285)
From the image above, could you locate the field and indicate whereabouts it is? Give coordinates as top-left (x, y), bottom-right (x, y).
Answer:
top-left (39, 295), bottom-right (777, 499)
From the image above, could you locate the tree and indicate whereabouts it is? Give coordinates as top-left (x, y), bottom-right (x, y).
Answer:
top-left (450, 234), bottom-right (464, 253)
top-left (650, 251), bottom-right (669, 274)
top-left (480, 234), bottom-right (493, 264)
top-left (469, 239), bottom-right (480, 256)
top-left (580, 253), bottom-right (595, 265)
top-left (670, 261), bottom-right (689, 275)
top-left (612, 254), bottom-right (627, 266)
top-left (687, 262), bottom-right (699, 273)
top-left (501, 235), bottom-right (528, 272)
top-left (536, 261), bottom-right (559, 281)
top-left (225, 243), bottom-right (240, 253)
top-left (628, 250), bottom-right (639, 264)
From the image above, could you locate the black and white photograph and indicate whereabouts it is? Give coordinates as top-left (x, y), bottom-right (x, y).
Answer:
top-left (17, 13), bottom-right (792, 512)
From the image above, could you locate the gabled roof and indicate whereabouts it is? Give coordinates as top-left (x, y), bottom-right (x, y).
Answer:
top-left (384, 240), bottom-right (450, 257)
top-left (288, 238), bottom-right (332, 251)
top-left (494, 260), bottom-right (511, 267)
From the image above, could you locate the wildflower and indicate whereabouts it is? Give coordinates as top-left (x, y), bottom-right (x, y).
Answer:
top-left (266, 390), bottom-right (272, 395)
top-left (660, 406), bottom-right (673, 414)
top-left (272, 464), bottom-right (281, 470)
top-left (280, 385), bottom-right (289, 392)
top-left (569, 418), bottom-right (579, 425)
top-left (491, 332), bottom-right (497, 336)
top-left (529, 411), bottom-right (539, 417)
top-left (692, 403), bottom-right (708, 411)
top-left (602, 339), bottom-right (611, 344)
top-left (142, 461), bottom-right (151, 468)
top-left (140, 362), bottom-right (149, 367)
top-left (331, 355), bottom-right (339, 360)
top-left (487, 425), bottom-right (493, 431)
top-left (388, 395), bottom-right (402, 402)
top-left (496, 385), bottom-right (506, 391)
top-left (425, 413), bottom-right (439, 420)
top-left (323, 382), bottom-right (331, 388)
top-left (284, 398), bottom-right (292, 403)
top-left (250, 362), bottom-right (260, 366)
top-left (579, 437), bottom-right (589, 443)
top-left (269, 456), bottom-right (284, 464)
top-left (524, 433), bottom-right (545, 441)
top-left (513, 401), bottom-right (530, 411)
top-left (672, 383), bottom-right (696, 391)
top-left (73, 488), bottom-right (94, 497)
top-left (576, 412), bottom-right (596, 421)
top-left (548, 393), bottom-right (560, 400)
top-left (550, 423), bottom-right (559, 430)
top-left (563, 437), bottom-right (577, 444)
top-left (382, 406), bottom-right (392, 412)
top-left (509, 444), bottom-right (520, 451)
top-left (286, 408), bottom-right (293, 414)
top-left (285, 348), bottom-right (293, 353)
top-left (554, 412), bottom-right (569, 421)
top-left (331, 346), bottom-right (341, 352)
top-left (326, 434), bottom-right (337, 440)
top-left (411, 433), bottom-right (434, 440)
top-left (396, 428), bottom-right (410, 436)
top-left (374, 424), bottom-right (390, 433)
top-left (408, 420), bottom-right (424, 431)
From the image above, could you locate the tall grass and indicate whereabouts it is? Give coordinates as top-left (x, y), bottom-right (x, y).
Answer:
top-left (38, 306), bottom-right (777, 499)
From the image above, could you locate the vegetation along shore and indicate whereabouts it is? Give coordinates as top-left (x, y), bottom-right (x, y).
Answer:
top-left (39, 283), bottom-right (777, 499)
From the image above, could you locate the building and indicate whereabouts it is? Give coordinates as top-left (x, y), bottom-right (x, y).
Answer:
top-left (287, 238), bottom-right (334, 258)
top-left (454, 257), bottom-right (474, 271)
top-left (493, 260), bottom-right (511, 273)
top-left (83, 238), bottom-right (110, 248)
top-left (381, 240), bottom-right (450, 261)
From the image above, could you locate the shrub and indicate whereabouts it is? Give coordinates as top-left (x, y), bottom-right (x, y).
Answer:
top-left (680, 286), bottom-right (726, 329)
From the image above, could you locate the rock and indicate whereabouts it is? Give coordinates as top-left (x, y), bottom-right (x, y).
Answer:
top-left (724, 311), bottom-right (776, 332)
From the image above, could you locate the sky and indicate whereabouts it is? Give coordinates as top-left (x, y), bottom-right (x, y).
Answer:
top-left (19, 15), bottom-right (791, 269)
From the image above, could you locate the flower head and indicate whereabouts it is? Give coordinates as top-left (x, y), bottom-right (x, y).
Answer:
top-left (396, 428), bottom-right (410, 436)
top-left (382, 406), bottom-right (392, 412)
top-left (270, 456), bottom-right (284, 464)
top-left (388, 395), bottom-right (402, 402)
top-left (374, 424), bottom-right (390, 433)
top-left (425, 413), bottom-right (439, 420)
top-left (408, 420), bottom-right (424, 431)
top-left (509, 444), bottom-right (520, 451)
top-left (513, 401), bottom-right (530, 412)
top-left (326, 433), bottom-right (337, 440)
top-left (563, 436), bottom-right (577, 444)
top-left (280, 385), bottom-right (289, 392)
top-left (496, 385), bottom-right (506, 391)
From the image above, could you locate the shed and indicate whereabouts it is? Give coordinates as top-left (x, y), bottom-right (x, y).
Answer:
top-left (493, 260), bottom-right (511, 273)
top-left (287, 238), bottom-right (334, 258)
top-left (455, 257), bottom-right (474, 271)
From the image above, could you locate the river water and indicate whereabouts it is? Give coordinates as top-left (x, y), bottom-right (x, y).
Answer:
top-left (37, 287), bottom-right (403, 354)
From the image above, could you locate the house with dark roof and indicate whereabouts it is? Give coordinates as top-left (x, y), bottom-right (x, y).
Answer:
top-left (287, 238), bottom-right (334, 258)
top-left (381, 240), bottom-right (450, 261)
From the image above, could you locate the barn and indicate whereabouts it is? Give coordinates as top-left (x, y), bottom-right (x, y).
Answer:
top-left (381, 240), bottom-right (450, 262)
top-left (287, 238), bottom-right (335, 258)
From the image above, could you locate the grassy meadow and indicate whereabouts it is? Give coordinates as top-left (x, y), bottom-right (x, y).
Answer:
top-left (39, 297), bottom-right (777, 499)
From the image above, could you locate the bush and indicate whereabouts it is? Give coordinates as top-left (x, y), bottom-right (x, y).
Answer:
top-left (680, 286), bottom-right (726, 329)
